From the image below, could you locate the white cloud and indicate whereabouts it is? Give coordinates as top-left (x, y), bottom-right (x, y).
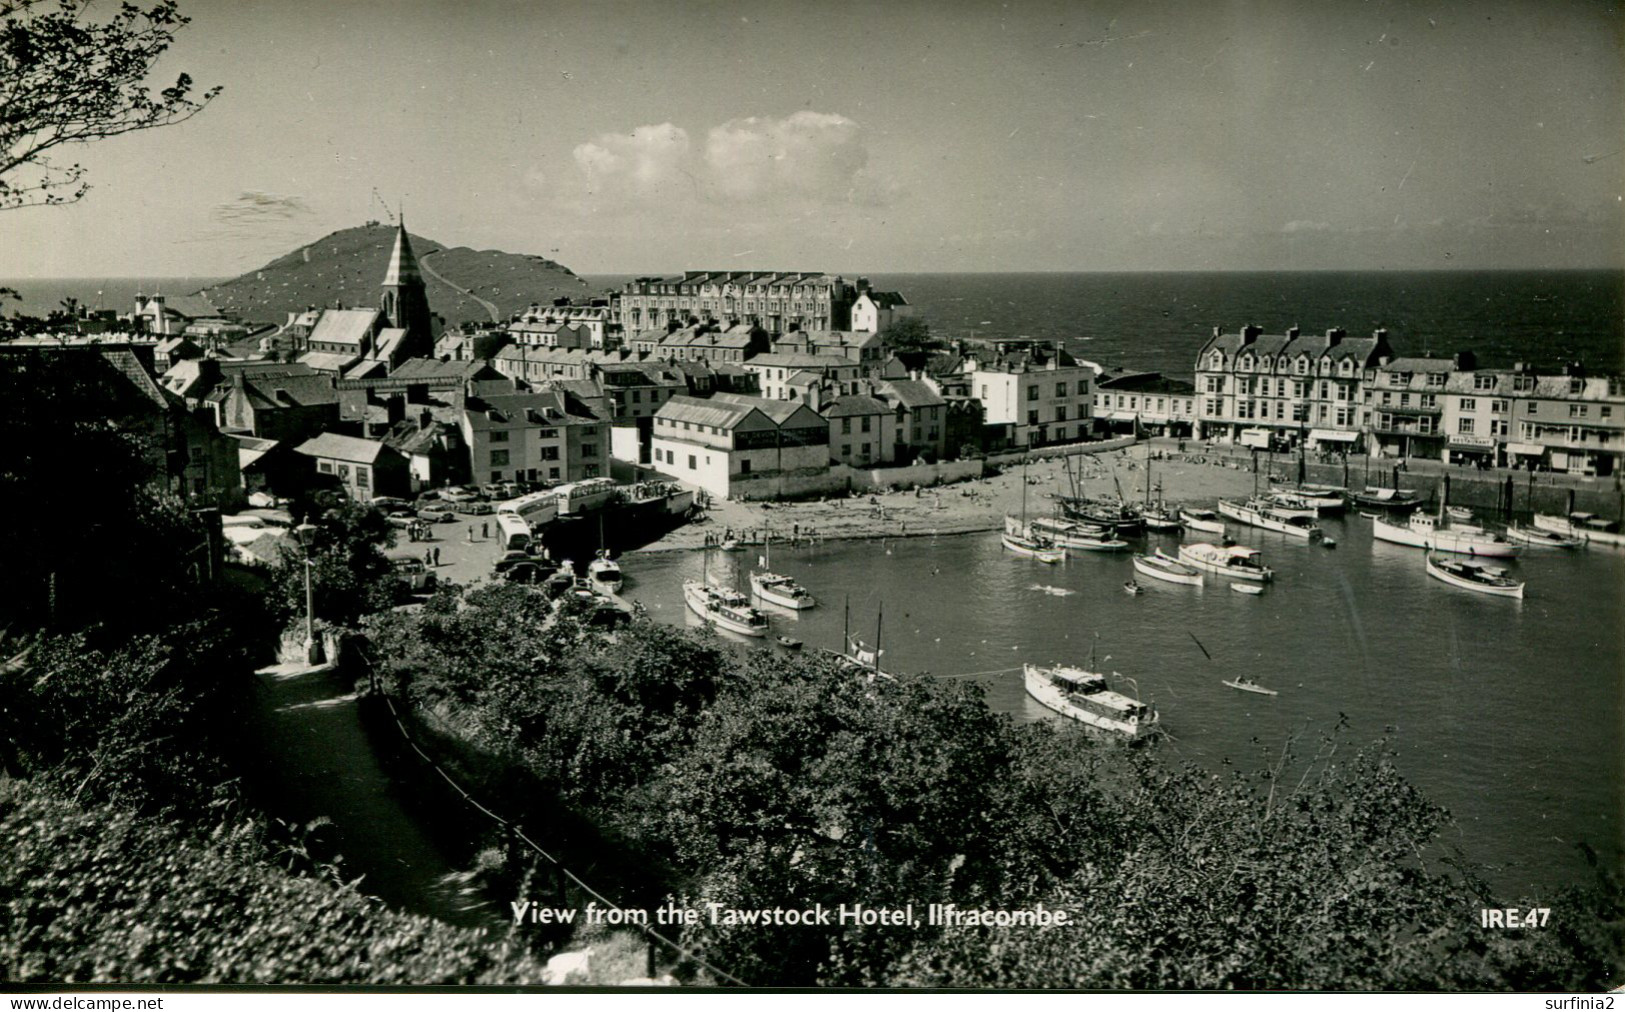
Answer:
top-left (558, 112), bottom-right (895, 211)
top-left (571, 122), bottom-right (694, 202)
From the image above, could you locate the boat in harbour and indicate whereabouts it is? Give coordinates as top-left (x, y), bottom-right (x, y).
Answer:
top-left (1122, 580), bottom-right (1144, 596)
top-left (1216, 499), bottom-right (1323, 540)
top-left (1178, 542), bottom-right (1274, 582)
top-left (1132, 551), bottom-right (1204, 586)
top-left (1261, 491), bottom-right (1328, 518)
top-left (1350, 486), bottom-right (1425, 514)
top-left (1231, 583), bottom-right (1265, 595)
top-left (1005, 461), bottom-right (1066, 563)
top-left (586, 550), bottom-right (623, 594)
top-left (1372, 513), bottom-right (1519, 557)
top-left (1179, 508), bottom-right (1227, 535)
top-left (683, 580), bottom-right (771, 636)
top-left (748, 538), bottom-right (817, 609)
top-left (1031, 515), bottom-right (1130, 552)
top-left (1222, 676), bottom-right (1278, 695)
top-left (1506, 523), bottom-right (1583, 549)
top-left (1425, 553), bottom-right (1526, 598)
top-left (1023, 662), bottom-right (1159, 740)
top-left (1532, 512), bottom-right (1625, 547)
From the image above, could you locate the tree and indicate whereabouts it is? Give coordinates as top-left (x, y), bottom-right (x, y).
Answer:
top-left (1, 0), bottom-right (221, 210)
top-left (879, 316), bottom-right (941, 355)
top-left (270, 492), bottom-right (398, 629)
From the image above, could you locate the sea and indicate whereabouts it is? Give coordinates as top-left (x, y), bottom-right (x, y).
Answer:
top-left (15, 269), bottom-right (1625, 900)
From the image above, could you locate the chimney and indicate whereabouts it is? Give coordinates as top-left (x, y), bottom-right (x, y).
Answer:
top-left (386, 393), bottom-right (406, 425)
top-left (1212, 326), bottom-right (1222, 339)
top-left (418, 408), bottom-right (433, 431)
top-left (1286, 325), bottom-right (1300, 339)
top-left (1241, 324), bottom-right (1261, 345)
top-left (1326, 327), bottom-right (1346, 346)
top-left (1453, 350), bottom-right (1477, 371)
top-left (1371, 327), bottom-right (1387, 344)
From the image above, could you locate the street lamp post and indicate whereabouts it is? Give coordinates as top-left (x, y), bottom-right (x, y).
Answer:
top-left (295, 523), bottom-right (321, 664)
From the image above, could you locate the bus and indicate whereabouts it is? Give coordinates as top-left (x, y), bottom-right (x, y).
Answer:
top-left (497, 490), bottom-right (559, 528)
top-left (553, 477), bottom-right (618, 515)
top-left (496, 513), bottom-right (532, 553)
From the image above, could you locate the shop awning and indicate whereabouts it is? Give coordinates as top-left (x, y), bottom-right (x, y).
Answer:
top-left (1106, 411), bottom-right (1140, 422)
top-left (1447, 441), bottom-right (1495, 454)
top-left (1309, 428), bottom-right (1359, 443)
top-left (1506, 442), bottom-right (1545, 456)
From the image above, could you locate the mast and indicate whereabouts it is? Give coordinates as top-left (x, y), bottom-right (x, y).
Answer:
top-left (843, 594), bottom-right (850, 654)
top-left (874, 603), bottom-right (883, 676)
top-left (1144, 440), bottom-right (1152, 507)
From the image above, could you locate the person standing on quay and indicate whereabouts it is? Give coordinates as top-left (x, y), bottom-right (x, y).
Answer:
top-left (433, 546), bottom-right (441, 567)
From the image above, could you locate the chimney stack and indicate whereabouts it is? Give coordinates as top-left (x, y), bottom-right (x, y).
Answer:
top-left (1241, 324), bottom-right (1261, 345)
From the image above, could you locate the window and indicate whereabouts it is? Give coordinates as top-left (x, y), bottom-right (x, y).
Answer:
top-left (318, 461), bottom-right (333, 474)
top-left (1473, 374), bottom-right (1494, 391)
top-left (1529, 403), bottom-right (1539, 415)
top-left (1206, 376), bottom-right (1221, 393)
top-left (861, 416), bottom-right (871, 433)
top-left (1491, 399), bottom-right (1507, 413)
top-left (842, 417), bottom-right (852, 434)
top-left (1604, 406), bottom-right (1613, 418)
top-left (1027, 409), bottom-right (1039, 425)
top-left (740, 459), bottom-right (751, 475)
top-left (687, 455), bottom-right (696, 470)
top-left (1056, 382), bottom-right (1066, 398)
top-left (1077, 380), bottom-right (1088, 395)
top-left (549, 467), bottom-right (560, 479)
top-left (1027, 384), bottom-right (1039, 400)
top-left (1400, 393), bottom-right (1411, 407)
top-left (540, 446), bottom-right (559, 461)
top-left (337, 464), bottom-right (350, 480)
top-left (1460, 398), bottom-right (1475, 411)
top-left (1055, 406), bottom-right (1067, 422)
top-left (1458, 417), bottom-right (1475, 434)
top-left (189, 445), bottom-right (203, 462)
top-left (1382, 391), bottom-right (1392, 405)
top-left (582, 443), bottom-right (598, 457)
top-left (491, 449), bottom-right (509, 466)
top-left (355, 467), bottom-right (369, 488)
top-left (841, 444), bottom-right (851, 457)
top-left (490, 471), bottom-right (502, 482)
top-left (1570, 404), bottom-right (1586, 418)
top-left (490, 430), bottom-right (509, 443)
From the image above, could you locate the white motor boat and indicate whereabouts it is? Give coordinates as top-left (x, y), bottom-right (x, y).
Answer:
top-left (1178, 542), bottom-right (1274, 582)
top-left (1217, 499), bottom-right (1323, 540)
top-left (1372, 514), bottom-right (1519, 557)
top-left (683, 581), bottom-right (770, 636)
top-left (1425, 553), bottom-right (1525, 598)
top-left (1179, 509), bottom-right (1227, 536)
top-left (1024, 663), bottom-right (1159, 739)
top-left (1132, 551), bottom-right (1204, 586)
top-left (586, 550), bottom-right (622, 594)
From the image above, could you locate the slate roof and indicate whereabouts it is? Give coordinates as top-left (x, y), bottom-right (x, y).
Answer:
top-left (877, 378), bottom-right (947, 409)
top-left (306, 308), bottom-right (382, 348)
top-left (654, 394), bottom-right (758, 429)
top-left (294, 432), bottom-right (392, 463)
top-left (823, 395), bottom-right (890, 418)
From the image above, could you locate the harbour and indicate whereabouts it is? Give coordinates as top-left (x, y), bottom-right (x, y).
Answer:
top-left (619, 507), bottom-right (1624, 899)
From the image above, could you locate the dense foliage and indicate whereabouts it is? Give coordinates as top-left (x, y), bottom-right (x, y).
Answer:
top-left (1, 0), bottom-right (220, 210)
top-left (269, 491), bottom-right (400, 629)
top-left (368, 592), bottom-right (1624, 989)
top-left (0, 780), bottom-right (548, 984)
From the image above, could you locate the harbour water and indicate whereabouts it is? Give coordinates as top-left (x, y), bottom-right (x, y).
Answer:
top-left (620, 516), bottom-right (1624, 900)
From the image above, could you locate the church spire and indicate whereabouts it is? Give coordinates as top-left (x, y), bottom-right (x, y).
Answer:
top-left (383, 219), bottom-right (423, 288)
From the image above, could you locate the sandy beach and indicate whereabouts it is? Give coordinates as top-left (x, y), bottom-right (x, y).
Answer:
top-left (632, 439), bottom-right (1270, 552)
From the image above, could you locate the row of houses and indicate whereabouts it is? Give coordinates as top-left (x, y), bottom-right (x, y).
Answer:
top-left (1192, 325), bottom-right (1625, 475)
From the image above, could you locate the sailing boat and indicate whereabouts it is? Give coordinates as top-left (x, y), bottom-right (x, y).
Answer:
top-left (683, 538), bottom-right (769, 636)
top-left (1004, 458), bottom-right (1066, 563)
top-left (1139, 442), bottom-right (1183, 533)
top-left (749, 535), bottom-right (816, 610)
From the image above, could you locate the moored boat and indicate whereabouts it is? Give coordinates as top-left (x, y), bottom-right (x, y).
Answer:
top-left (1532, 512), bottom-right (1625, 547)
top-left (1261, 491), bottom-right (1326, 518)
top-left (586, 550), bottom-right (622, 594)
top-left (1054, 496), bottom-right (1144, 535)
top-left (682, 581), bottom-right (771, 636)
top-left (1178, 508), bottom-right (1227, 535)
top-left (1132, 551), bottom-right (1204, 586)
top-left (1023, 662), bottom-right (1159, 739)
top-left (1222, 676), bottom-right (1278, 695)
top-left (1217, 499), bottom-right (1323, 540)
top-left (1140, 504), bottom-right (1184, 533)
top-left (1231, 583), bottom-right (1265, 595)
top-left (1506, 523), bottom-right (1583, 549)
top-left (1003, 515), bottom-right (1066, 563)
top-left (1178, 542), bottom-right (1274, 582)
top-left (1122, 580), bottom-right (1144, 596)
top-left (750, 571), bottom-right (817, 610)
top-left (1372, 513), bottom-right (1519, 557)
top-left (1425, 553), bottom-right (1525, 598)
top-left (1350, 486), bottom-right (1424, 514)
top-left (1031, 516), bottom-right (1130, 552)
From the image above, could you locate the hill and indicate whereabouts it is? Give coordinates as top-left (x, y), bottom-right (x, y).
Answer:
top-left (195, 223), bottom-right (594, 328)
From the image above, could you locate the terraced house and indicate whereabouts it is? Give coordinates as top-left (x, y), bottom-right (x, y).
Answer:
top-left (1366, 354), bottom-right (1472, 461)
top-left (1194, 325), bottom-right (1394, 450)
top-left (458, 385), bottom-right (608, 485)
top-left (619, 271), bottom-right (858, 334)
top-left (1443, 366), bottom-right (1625, 475)
top-left (964, 344), bottom-right (1096, 450)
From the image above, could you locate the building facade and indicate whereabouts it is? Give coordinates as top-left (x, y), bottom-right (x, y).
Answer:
top-left (965, 345), bottom-right (1097, 449)
top-left (650, 394), bottom-right (830, 499)
top-left (619, 271), bottom-right (857, 335)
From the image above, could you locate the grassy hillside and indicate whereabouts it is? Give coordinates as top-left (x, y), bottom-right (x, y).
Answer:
top-left (195, 223), bottom-right (593, 328)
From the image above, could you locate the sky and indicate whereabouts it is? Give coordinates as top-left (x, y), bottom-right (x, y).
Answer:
top-left (2, 0), bottom-right (1622, 277)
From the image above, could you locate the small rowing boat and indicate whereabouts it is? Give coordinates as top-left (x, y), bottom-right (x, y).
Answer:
top-left (1231, 583), bottom-right (1264, 595)
top-left (1223, 677), bottom-right (1278, 696)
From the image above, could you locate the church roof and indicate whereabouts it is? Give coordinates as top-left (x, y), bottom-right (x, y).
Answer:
top-left (383, 222), bottom-right (424, 287)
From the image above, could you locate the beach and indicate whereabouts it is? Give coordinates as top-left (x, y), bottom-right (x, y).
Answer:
top-left (632, 440), bottom-right (1268, 552)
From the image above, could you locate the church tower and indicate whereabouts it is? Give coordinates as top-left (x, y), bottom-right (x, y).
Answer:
top-left (380, 220), bottom-right (435, 358)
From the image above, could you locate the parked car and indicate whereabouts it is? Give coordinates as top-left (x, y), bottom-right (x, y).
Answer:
top-left (416, 506), bottom-right (456, 523)
top-left (499, 561), bottom-right (553, 585)
top-left (392, 557), bottom-right (438, 592)
top-left (370, 496), bottom-right (412, 511)
top-left (462, 500), bottom-right (496, 515)
top-left (440, 486), bottom-right (478, 503)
